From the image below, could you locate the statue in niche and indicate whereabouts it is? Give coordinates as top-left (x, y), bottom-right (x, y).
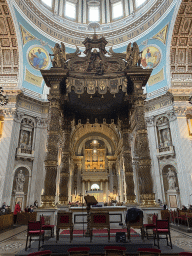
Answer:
top-left (20, 130), bottom-right (29, 145)
top-left (167, 168), bottom-right (176, 190)
top-left (162, 129), bottom-right (171, 144)
top-left (16, 170), bottom-right (25, 192)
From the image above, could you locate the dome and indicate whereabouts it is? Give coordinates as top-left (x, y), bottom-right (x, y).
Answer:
top-left (27, 0), bottom-right (165, 48)
top-left (39, 0), bottom-right (150, 24)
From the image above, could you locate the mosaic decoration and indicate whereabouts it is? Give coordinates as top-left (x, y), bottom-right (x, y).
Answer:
top-left (20, 25), bottom-right (36, 45)
top-left (28, 47), bottom-right (49, 70)
top-left (141, 46), bottom-right (161, 69)
top-left (153, 24), bottom-right (168, 44)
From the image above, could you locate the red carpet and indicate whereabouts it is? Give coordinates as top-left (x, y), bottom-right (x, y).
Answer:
top-left (60, 228), bottom-right (137, 235)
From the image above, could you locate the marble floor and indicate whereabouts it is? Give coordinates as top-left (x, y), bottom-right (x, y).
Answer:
top-left (0, 226), bottom-right (192, 256)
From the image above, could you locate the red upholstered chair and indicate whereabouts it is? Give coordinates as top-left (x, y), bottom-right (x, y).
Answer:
top-left (104, 246), bottom-right (126, 256)
top-left (90, 212), bottom-right (110, 242)
top-left (56, 211), bottom-right (73, 243)
top-left (25, 221), bottom-right (45, 251)
top-left (179, 253), bottom-right (192, 256)
top-left (27, 250), bottom-right (52, 256)
top-left (40, 215), bottom-right (54, 237)
top-left (143, 214), bottom-right (158, 239)
top-left (137, 248), bottom-right (161, 256)
top-left (67, 247), bottom-right (90, 256)
top-left (153, 219), bottom-right (172, 249)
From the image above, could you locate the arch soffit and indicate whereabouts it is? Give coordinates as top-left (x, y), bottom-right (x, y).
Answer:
top-left (161, 163), bottom-right (178, 174)
top-left (170, 0), bottom-right (191, 88)
top-left (12, 165), bottom-right (32, 177)
top-left (0, 0), bottom-right (19, 91)
top-left (155, 115), bottom-right (170, 125)
top-left (71, 124), bottom-right (119, 153)
top-left (75, 133), bottom-right (115, 156)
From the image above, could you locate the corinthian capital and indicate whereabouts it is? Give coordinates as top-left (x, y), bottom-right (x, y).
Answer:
top-left (145, 116), bottom-right (155, 126)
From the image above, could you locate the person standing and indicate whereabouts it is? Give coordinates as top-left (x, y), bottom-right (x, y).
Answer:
top-left (13, 202), bottom-right (21, 224)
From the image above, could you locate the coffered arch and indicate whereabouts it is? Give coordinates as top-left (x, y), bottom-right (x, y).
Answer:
top-left (0, 0), bottom-right (20, 94)
top-left (75, 133), bottom-right (115, 156)
top-left (170, 0), bottom-right (192, 88)
top-left (70, 122), bottom-right (120, 156)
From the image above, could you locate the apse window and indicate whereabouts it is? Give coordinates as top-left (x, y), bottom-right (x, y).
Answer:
top-left (89, 6), bottom-right (100, 22)
top-left (42, 0), bottom-right (52, 7)
top-left (135, 0), bottom-right (146, 7)
top-left (91, 184), bottom-right (100, 190)
top-left (65, 1), bottom-right (76, 19)
top-left (112, 1), bottom-right (123, 19)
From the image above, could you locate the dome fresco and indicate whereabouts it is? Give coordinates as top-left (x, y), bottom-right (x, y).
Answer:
top-left (10, 0), bottom-right (180, 96)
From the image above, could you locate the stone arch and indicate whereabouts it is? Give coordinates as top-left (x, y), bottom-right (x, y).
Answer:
top-left (71, 123), bottom-right (119, 155)
top-left (75, 133), bottom-right (115, 156)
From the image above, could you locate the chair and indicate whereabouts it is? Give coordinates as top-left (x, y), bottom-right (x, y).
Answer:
top-left (187, 213), bottom-right (192, 229)
top-left (153, 219), bottom-right (172, 249)
top-left (56, 211), bottom-right (73, 243)
top-left (25, 221), bottom-right (45, 251)
top-left (104, 246), bottom-right (126, 256)
top-left (40, 215), bottom-right (54, 237)
top-left (27, 250), bottom-right (52, 256)
top-left (67, 247), bottom-right (90, 256)
top-left (179, 253), bottom-right (192, 256)
top-left (126, 210), bottom-right (144, 240)
top-left (143, 213), bottom-right (158, 239)
top-left (90, 212), bottom-right (110, 242)
top-left (137, 248), bottom-right (161, 256)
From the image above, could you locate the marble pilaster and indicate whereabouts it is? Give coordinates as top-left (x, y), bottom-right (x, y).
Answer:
top-left (1, 109), bottom-right (19, 205)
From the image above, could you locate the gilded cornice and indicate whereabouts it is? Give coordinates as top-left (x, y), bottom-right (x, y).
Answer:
top-left (12, 0), bottom-right (176, 47)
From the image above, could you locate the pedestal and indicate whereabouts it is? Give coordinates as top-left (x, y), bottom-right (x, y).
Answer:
top-left (167, 189), bottom-right (180, 210)
top-left (15, 192), bottom-right (25, 211)
top-left (35, 208), bottom-right (58, 227)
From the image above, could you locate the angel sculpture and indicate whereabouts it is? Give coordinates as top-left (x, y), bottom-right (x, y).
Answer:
top-left (132, 42), bottom-right (141, 66)
top-left (61, 42), bottom-right (66, 61)
top-left (50, 43), bottom-right (62, 67)
top-left (125, 43), bottom-right (132, 61)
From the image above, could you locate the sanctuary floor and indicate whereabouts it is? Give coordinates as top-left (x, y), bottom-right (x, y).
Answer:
top-left (0, 226), bottom-right (192, 256)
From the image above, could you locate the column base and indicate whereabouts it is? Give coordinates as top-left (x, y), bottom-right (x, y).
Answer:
top-left (126, 195), bottom-right (136, 204)
top-left (58, 196), bottom-right (68, 206)
top-left (140, 193), bottom-right (156, 206)
top-left (40, 195), bottom-right (56, 208)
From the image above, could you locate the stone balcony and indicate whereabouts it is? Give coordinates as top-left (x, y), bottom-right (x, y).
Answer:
top-left (16, 147), bottom-right (34, 161)
top-left (156, 145), bottom-right (175, 159)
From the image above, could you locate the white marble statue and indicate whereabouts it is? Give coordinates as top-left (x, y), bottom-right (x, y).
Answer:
top-left (167, 168), bottom-right (176, 190)
top-left (16, 170), bottom-right (25, 192)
